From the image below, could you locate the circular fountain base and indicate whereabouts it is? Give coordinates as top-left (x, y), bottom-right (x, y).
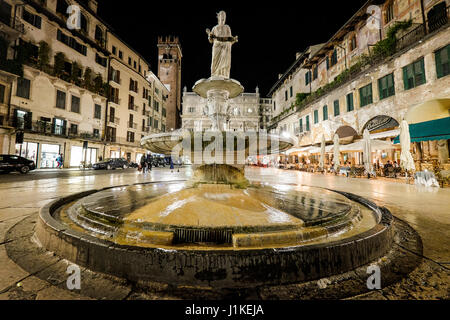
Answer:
top-left (36, 181), bottom-right (394, 289)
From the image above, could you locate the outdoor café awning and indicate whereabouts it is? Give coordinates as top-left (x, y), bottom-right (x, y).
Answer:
top-left (339, 139), bottom-right (397, 152)
top-left (394, 99), bottom-right (450, 144)
top-left (394, 117), bottom-right (450, 144)
top-left (286, 147), bottom-right (312, 155)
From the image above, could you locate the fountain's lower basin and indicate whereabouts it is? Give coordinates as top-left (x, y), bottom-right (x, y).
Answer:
top-left (36, 181), bottom-right (394, 288)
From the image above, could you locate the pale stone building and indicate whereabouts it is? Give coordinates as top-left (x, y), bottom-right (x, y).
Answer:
top-left (0, 0), bottom-right (167, 168)
top-left (181, 87), bottom-right (267, 132)
top-left (269, 0), bottom-right (450, 169)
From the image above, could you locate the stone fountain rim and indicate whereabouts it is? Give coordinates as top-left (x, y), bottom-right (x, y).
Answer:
top-left (36, 180), bottom-right (394, 288)
top-left (37, 181), bottom-right (392, 255)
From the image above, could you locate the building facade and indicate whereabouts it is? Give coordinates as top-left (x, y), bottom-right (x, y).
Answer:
top-left (181, 87), bottom-right (268, 132)
top-left (0, 0), bottom-right (168, 168)
top-left (269, 0), bottom-right (450, 169)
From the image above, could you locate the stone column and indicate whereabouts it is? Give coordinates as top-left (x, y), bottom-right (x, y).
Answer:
top-left (437, 140), bottom-right (449, 164)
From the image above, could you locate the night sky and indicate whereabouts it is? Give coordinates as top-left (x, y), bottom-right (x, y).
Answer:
top-left (97, 0), bottom-right (369, 97)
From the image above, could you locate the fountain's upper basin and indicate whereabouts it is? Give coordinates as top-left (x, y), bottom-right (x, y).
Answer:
top-left (140, 130), bottom-right (295, 158)
top-left (193, 77), bottom-right (244, 98)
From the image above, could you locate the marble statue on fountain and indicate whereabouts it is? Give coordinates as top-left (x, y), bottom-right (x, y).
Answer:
top-left (206, 11), bottom-right (238, 79)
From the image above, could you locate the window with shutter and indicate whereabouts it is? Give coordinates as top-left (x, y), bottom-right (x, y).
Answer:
top-left (323, 105), bottom-right (328, 121)
top-left (56, 90), bottom-right (66, 109)
top-left (346, 93), bottom-right (354, 112)
top-left (403, 58), bottom-right (426, 90)
top-left (435, 45), bottom-right (450, 79)
top-left (306, 116), bottom-right (310, 131)
top-left (71, 96), bottom-right (80, 113)
top-left (334, 100), bottom-right (340, 116)
top-left (299, 118), bottom-right (303, 133)
top-left (378, 73), bottom-right (395, 100)
top-left (0, 84), bottom-right (5, 104)
top-left (17, 78), bottom-right (31, 99)
top-left (359, 84), bottom-right (373, 107)
top-left (314, 110), bottom-right (319, 124)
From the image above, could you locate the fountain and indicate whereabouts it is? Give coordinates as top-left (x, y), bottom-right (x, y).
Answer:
top-left (35, 11), bottom-right (395, 290)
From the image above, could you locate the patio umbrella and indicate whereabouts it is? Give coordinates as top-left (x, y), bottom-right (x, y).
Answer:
top-left (333, 134), bottom-right (340, 171)
top-left (400, 120), bottom-right (416, 172)
top-left (319, 135), bottom-right (326, 168)
top-left (362, 129), bottom-right (372, 174)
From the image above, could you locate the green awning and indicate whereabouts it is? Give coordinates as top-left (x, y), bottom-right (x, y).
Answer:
top-left (394, 117), bottom-right (450, 144)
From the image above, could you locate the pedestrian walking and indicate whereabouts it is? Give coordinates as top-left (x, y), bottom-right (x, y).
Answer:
top-left (140, 155), bottom-right (148, 173)
top-left (147, 154), bottom-right (153, 171)
top-left (56, 154), bottom-right (64, 169)
top-left (170, 157), bottom-right (174, 173)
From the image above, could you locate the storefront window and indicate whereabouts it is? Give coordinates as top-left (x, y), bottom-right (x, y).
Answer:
top-left (15, 142), bottom-right (38, 163)
top-left (70, 146), bottom-right (98, 167)
top-left (40, 144), bottom-right (60, 168)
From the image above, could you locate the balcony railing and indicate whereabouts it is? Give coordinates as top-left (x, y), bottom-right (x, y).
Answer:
top-left (128, 122), bottom-right (137, 129)
top-left (108, 117), bottom-right (120, 125)
top-left (0, 16), bottom-right (25, 34)
top-left (142, 126), bottom-right (150, 133)
top-left (110, 98), bottom-right (121, 105)
top-left (110, 77), bottom-right (121, 85)
top-left (128, 104), bottom-right (139, 112)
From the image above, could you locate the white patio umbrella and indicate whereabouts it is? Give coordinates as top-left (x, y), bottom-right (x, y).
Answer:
top-left (319, 135), bottom-right (326, 168)
top-left (333, 134), bottom-right (341, 172)
top-left (399, 120), bottom-right (416, 178)
top-left (362, 129), bottom-right (373, 174)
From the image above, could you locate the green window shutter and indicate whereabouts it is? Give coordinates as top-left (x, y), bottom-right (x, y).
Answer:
top-left (420, 58), bottom-right (426, 84)
top-left (388, 73), bottom-right (395, 96)
top-left (323, 105), bottom-right (328, 121)
top-left (299, 119), bottom-right (303, 132)
top-left (435, 50), bottom-right (443, 79)
top-left (378, 78), bottom-right (383, 100)
top-left (403, 66), bottom-right (409, 90)
top-left (334, 100), bottom-right (340, 116)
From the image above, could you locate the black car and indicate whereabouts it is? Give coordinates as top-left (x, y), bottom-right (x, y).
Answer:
top-left (0, 155), bottom-right (36, 174)
top-left (92, 158), bottom-right (130, 170)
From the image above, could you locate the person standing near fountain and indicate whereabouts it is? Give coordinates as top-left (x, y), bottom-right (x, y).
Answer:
top-left (206, 11), bottom-right (238, 79)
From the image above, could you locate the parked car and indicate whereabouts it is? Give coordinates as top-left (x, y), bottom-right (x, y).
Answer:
top-left (0, 155), bottom-right (36, 174)
top-left (92, 158), bottom-right (130, 170)
top-left (129, 161), bottom-right (139, 168)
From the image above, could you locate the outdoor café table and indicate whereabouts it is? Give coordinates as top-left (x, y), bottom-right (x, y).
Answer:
top-left (414, 171), bottom-right (440, 188)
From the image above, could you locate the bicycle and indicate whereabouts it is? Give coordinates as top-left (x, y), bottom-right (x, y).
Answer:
top-left (79, 161), bottom-right (93, 171)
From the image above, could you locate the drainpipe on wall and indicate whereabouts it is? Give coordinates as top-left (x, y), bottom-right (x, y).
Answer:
top-left (420, 0), bottom-right (427, 35)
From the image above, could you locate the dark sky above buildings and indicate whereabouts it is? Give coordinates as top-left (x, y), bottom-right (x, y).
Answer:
top-left (97, 0), bottom-right (369, 97)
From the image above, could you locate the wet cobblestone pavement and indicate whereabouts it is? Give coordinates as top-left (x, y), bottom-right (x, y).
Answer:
top-left (0, 167), bottom-right (448, 300)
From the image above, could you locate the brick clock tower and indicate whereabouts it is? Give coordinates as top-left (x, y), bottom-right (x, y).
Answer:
top-left (157, 36), bottom-right (182, 131)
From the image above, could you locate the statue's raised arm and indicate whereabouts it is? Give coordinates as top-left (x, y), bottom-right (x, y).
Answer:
top-left (208, 11), bottom-right (237, 79)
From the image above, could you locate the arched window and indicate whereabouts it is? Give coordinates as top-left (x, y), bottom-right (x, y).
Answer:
top-left (95, 25), bottom-right (103, 43)
top-left (80, 12), bottom-right (88, 33)
top-left (384, 1), bottom-right (394, 24)
top-left (56, 0), bottom-right (68, 15)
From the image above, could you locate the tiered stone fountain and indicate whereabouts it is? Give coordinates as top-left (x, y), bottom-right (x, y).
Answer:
top-left (36, 11), bottom-right (395, 289)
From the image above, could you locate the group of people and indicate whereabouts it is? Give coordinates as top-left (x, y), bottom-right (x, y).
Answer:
top-left (139, 155), bottom-right (177, 174)
top-left (139, 154), bottom-right (153, 173)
